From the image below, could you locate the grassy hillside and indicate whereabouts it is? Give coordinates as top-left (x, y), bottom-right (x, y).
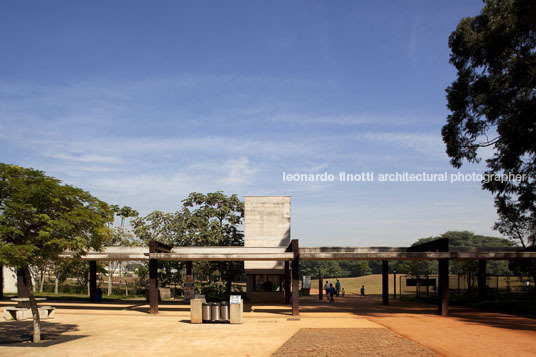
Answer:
top-left (319, 274), bottom-right (393, 295)
top-left (315, 274), bottom-right (533, 295)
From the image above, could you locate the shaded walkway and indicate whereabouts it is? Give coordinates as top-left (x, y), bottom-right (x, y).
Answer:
top-left (298, 294), bottom-right (536, 356)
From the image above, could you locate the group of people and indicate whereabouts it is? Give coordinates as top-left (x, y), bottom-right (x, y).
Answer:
top-left (324, 279), bottom-right (345, 303)
top-left (324, 280), bottom-right (366, 302)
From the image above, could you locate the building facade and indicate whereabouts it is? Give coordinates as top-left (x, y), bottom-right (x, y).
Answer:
top-left (244, 196), bottom-right (291, 303)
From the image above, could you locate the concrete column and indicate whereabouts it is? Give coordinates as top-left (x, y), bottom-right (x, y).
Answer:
top-left (284, 261), bottom-right (291, 304)
top-left (382, 260), bottom-right (389, 305)
top-left (149, 258), bottom-right (158, 314)
top-left (438, 259), bottom-right (449, 316)
top-left (318, 269), bottom-right (323, 301)
top-left (478, 260), bottom-right (487, 298)
top-left (17, 268), bottom-right (29, 298)
top-left (89, 261), bottom-right (97, 302)
top-left (291, 239), bottom-right (299, 317)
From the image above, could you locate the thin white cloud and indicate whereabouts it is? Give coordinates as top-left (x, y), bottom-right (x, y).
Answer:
top-left (344, 131), bottom-right (445, 157)
top-left (43, 152), bottom-right (121, 164)
top-left (217, 156), bottom-right (257, 186)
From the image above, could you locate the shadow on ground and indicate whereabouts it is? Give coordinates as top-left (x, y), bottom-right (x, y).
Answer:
top-left (299, 294), bottom-right (536, 332)
top-left (0, 299), bottom-right (191, 314)
top-left (0, 320), bottom-right (86, 347)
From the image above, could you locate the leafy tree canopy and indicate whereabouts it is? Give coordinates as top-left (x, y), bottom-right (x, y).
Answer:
top-left (442, 0), bottom-right (536, 248)
top-left (132, 191), bottom-right (244, 292)
top-left (414, 231), bottom-right (513, 276)
top-left (0, 163), bottom-right (114, 267)
top-left (414, 230), bottom-right (514, 248)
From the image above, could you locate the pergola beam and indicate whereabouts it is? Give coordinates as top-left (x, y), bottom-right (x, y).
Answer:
top-left (148, 253), bottom-right (294, 261)
top-left (62, 247), bottom-right (536, 262)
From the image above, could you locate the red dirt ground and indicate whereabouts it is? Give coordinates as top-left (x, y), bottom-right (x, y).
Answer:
top-left (301, 292), bottom-right (536, 356)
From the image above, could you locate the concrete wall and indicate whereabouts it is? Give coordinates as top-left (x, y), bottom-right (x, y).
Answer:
top-left (244, 196), bottom-right (290, 273)
top-left (2, 266), bottom-right (17, 293)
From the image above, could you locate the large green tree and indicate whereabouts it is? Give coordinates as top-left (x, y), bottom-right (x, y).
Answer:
top-left (0, 163), bottom-right (113, 342)
top-left (442, 0), bottom-right (536, 249)
top-left (415, 231), bottom-right (513, 277)
top-left (133, 192), bottom-right (244, 293)
top-left (106, 205), bottom-right (140, 296)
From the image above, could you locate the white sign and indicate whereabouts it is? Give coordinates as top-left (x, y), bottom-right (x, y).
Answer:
top-left (230, 295), bottom-right (241, 304)
top-left (303, 276), bottom-right (311, 289)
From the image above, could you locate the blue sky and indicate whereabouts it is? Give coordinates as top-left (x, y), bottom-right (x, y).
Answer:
top-left (0, 1), bottom-right (499, 246)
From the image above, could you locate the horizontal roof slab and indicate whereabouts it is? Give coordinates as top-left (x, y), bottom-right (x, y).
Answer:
top-left (62, 246), bottom-right (536, 261)
top-left (150, 252), bottom-right (294, 261)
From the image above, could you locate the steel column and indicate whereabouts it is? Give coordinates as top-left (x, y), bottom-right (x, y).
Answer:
top-left (382, 260), bottom-right (389, 305)
top-left (0, 265), bottom-right (3, 300)
top-left (318, 269), bottom-right (323, 300)
top-left (291, 239), bottom-right (300, 317)
top-left (284, 261), bottom-right (291, 304)
top-left (148, 258), bottom-right (158, 314)
top-left (438, 258), bottom-right (449, 316)
top-left (478, 260), bottom-right (487, 298)
top-left (89, 261), bottom-right (97, 302)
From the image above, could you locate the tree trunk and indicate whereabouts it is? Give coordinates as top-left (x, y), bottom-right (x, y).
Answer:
top-left (22, 266), bottom-right (41, 343)
top-left (125, 264), bottom-right (128, 296)
top-left (54, 271), bottom-right (59, 294)
top-left (119, 262), bottom-right (122, 296)
top-left (108, 261), bottom-right (112, 296)
top-left (39, 265), bottom-right (46, 293)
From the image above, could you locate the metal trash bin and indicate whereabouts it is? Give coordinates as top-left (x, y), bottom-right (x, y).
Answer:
top-left (220, 301), bottom-right (229, 321)
top-left (202, 303), bottom-right (211, 322)
top-left (210, 302), bottom-right (220, 321)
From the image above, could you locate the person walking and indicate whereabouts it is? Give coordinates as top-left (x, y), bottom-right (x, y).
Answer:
top-left (329, 283), bottom-right (336, 303)
top-left (335, 279), bottom-right (341, 297)
top-left (324, 281), bottom-right (330, 301)
top-left (360, 285), bottom-right (365, 297)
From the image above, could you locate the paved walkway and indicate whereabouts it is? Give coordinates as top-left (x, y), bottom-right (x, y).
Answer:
top-left (0, 294), bottom-right (535, 356)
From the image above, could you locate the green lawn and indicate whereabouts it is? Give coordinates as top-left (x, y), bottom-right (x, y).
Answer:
top-left (320, 274), bottom-right (397, 295)
top-left (319, 274), bottom-right (533, 296)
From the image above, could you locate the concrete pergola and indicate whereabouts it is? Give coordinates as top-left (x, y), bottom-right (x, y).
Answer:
top-left (6, 238), bottom-right (532, 318)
